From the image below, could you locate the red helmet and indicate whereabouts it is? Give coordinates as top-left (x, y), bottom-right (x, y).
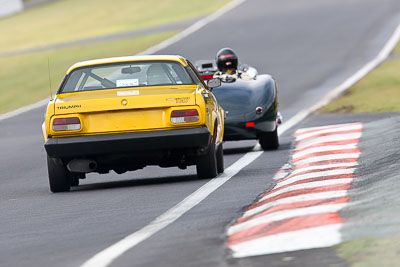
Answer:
top-left (216, 48), bottom-right (238, 71)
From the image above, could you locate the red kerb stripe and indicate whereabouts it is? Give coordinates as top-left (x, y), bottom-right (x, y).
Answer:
top-left (228, 212), bottom-right (342, 246)
top-left (247, 184), bottom-right (351, 211)
top-left (237, 197), bottom-right (349, 224)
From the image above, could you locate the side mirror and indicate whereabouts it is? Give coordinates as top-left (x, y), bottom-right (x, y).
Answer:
top-left (207, 78), bottom-right (221, 89)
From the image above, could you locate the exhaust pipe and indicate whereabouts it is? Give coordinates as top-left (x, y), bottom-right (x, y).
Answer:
top-left (277, 112), bottom-right (283, 125)
top-left (67, 159), bottom-right (97, 173)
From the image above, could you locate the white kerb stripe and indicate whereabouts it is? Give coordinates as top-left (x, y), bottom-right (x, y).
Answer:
top-left (273, 170), bottom-right (290, 180)
top-left (296, 133), bottom-right (362, 150)
top-left (295, 124), bottom-right (362, 141)
top-left (229, 224), bottom-right (342, 258)
top-left (230, 23), bottom-right (400, 258)
top-left (291, 162), bottom-right (358, 176)
top-left (228, 203), bottom-right (347, 235)
top-left (261, 178), bottom-right (353, 202)
top-left (243, 190), bottom-right (348, 218)
top-left (275, 168), bottom-right (355, 189)
top-left (293, 144), bottom-right (358, 159)
top-left (294, 153), bottom-right (360, 167)
top-left (295, 123), bottom-right (361, 135)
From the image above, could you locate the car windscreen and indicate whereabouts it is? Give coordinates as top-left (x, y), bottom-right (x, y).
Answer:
top-left (60, 61), bottom-right (194, 93)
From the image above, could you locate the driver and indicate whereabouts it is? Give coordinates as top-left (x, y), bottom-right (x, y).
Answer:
top-left (213, 48), bottom-right (254, 81)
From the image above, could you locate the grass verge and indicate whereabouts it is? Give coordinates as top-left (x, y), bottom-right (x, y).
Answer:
top-left (0, 0), bottom-right (233, 114)
top-left (0, 31), bottom-right (176, 114)
top-left (0, 0), bottom-right (231, 54)
top-left (318, 43), bottom-right (400, 113)
top-left (337, 237), bottom-right (400, 267)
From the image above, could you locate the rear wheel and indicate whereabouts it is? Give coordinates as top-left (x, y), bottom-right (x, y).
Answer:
top-left (216, 143), bottom-right (224, 174)
top-left (47, 155), bottom-right (71, 193)
top-left (70, 173), bottom-right (80, 187)
top-left (259, 128), bottom-right (279, 150)
top-left (196, 137), bottom-right (218, 179)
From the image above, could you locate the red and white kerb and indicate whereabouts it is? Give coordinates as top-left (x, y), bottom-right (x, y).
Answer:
top-left (226, 122), bottom-right (363, 258)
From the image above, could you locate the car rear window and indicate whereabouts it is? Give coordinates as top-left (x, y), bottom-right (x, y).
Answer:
top-left (60, 61), bottom-right (194, 93)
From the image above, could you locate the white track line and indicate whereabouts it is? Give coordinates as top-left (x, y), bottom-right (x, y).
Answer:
top-left (79, 3), bottom-right (255, 266)
top-left (0, 98), bottom-right (49, 122)
top-left (228, 203), bottom-right (347, 235)
top-left (243, 190), bottom-right (349, 218)
top-left (261, 178), bottom-right (353, 201)
top-left (230, 224), bottom-right (342, 258)
top-left (139, 0), bottom-right (247, 55)
top-left (78, 6), bottom-right (400, 267)
top-left (279, 23), bottom-right (400, 135)
top-left (81, 150), bottom-right (263, 267)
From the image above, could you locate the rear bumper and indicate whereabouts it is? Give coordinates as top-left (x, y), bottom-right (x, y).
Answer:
top-left (223, 120), bottom-right (276, 141)
top-left (45, 127), bottom-right (211, 158)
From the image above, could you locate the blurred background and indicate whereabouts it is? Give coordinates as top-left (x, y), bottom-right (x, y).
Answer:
top-left (0, 0), bottom-right (230, 114)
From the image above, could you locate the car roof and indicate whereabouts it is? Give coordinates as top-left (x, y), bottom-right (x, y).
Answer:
top-left (66, 55), bottom-right (188, 74)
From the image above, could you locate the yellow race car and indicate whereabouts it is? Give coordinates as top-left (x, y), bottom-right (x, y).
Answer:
top-left (42, 55), bottom-right (224, 192)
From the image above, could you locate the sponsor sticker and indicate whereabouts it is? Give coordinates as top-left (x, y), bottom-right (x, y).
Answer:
top-left (117, 90), bottom-right (140, 96)
top-left (116, 79), bottom-right (139, 87)
top-left (166, 97), bottom-right (190, 103)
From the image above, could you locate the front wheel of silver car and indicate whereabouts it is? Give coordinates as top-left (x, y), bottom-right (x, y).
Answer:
top-left (196, 138), bottom-right (218, 179)
top-left (47, 155), bottom-right (71, 193)
top-left (259, 128), bottom-right (279, 150)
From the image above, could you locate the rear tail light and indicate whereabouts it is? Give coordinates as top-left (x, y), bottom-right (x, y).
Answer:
top-left (53, 117), bottom-right (81, 131)
top-left (245, 122), bottom-right (255, 127)
top-left (171, 109), bottom-right (199, 124)
top-left (201, 75), bottom-right (214, 81)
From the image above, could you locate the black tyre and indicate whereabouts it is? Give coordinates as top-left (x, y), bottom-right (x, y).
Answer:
top-left (70, 173), bottom-right (80, 187)
top-left (47, 155), bottom-right (71, 193)
top-left (196, 138), bottom-right (218, 179)
top-left (216, 143), bottom-right (224, 174)
top-left (259, 128), bottom-right (279, 150)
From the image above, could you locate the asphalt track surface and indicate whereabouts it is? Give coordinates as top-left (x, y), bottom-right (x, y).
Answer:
top-left (0, 1), bottom-right (399, 266)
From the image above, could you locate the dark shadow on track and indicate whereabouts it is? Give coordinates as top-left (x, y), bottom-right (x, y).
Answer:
top-left (277, 142), bottom-right (292, 151)
top-left (223, 142), bottom-right (292, 155)
top-left (72, 174), bottom-right (201, 192)
top-left (223, 145), bottom-right (255, 155)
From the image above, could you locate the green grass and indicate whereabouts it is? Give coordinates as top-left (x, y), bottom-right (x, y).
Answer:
top-left (0, 31), bottom-right (176, 114)
top-left (0, 0), bottom-right (231, 54)
top-left (337, 237), bottom-right (400, 267)
top-left (0, 0), bottom-right (232, 114)
top-left (394, 43), bottom-right (400, 55)
top-left (318, 43), bottom-right (400, 113)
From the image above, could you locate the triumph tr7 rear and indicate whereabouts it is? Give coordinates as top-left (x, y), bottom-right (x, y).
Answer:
top-left (42, 55), bottom-right (224, 192)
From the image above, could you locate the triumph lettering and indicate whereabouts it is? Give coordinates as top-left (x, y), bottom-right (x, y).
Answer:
top-left (57, 105), bottom-right (82, 110)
